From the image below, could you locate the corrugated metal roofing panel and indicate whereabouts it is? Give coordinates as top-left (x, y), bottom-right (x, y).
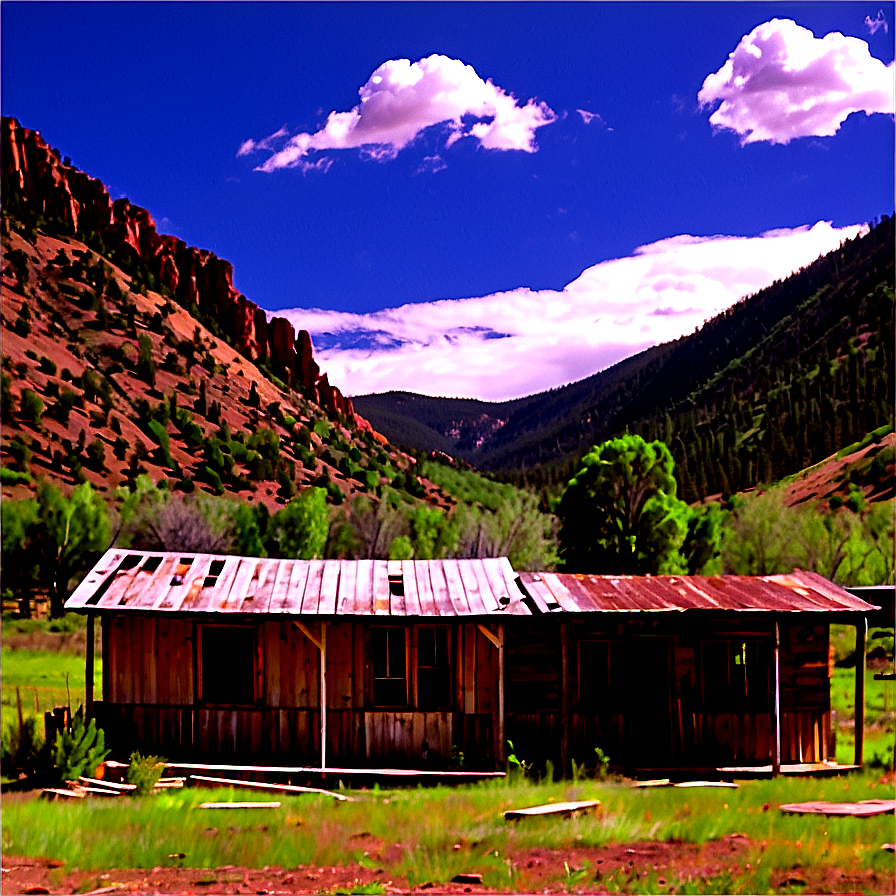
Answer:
top-left (517, 570), bottom-right (877, 613)
top-left (65, 552), bottom-right (877, 617)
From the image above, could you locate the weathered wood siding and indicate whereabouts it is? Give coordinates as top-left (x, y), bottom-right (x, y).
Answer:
top-left (99, 614), bottom-right (832, 769)
top-left (101, 615), bottom-right (502, 767)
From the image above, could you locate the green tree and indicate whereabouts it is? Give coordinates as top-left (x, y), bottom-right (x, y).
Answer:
top-left (556, 435), bottom-right (699, 574)
top-left (136, 333), bottom-right (156, 389)
top-left (25, 483), bottom-right (111, 616)
top-left (267, 488), bottom-right (330, 559)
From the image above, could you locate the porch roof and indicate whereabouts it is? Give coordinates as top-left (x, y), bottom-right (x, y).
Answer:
top-left (65, 551), bottom-right (877, 617)
top-left (518, 569), bottom-right (877, 614)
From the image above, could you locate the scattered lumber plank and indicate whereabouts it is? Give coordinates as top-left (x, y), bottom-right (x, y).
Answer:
top-left (78, 777), bottom-right (135, 791)
top-left (780, 800), bottom-right (896, 817)
top-left (632, 779), bottom-right (671, 787)
top-left (41, 788), bottom-right (85, 800)
top-left (673, 781), bottom-right (739, 788)
top-left (198, 801), bottom-right (281, 809)
top-left (189, 774), bottom-right (349, 801)
top-left (504, 799), bottom-right (600, 821)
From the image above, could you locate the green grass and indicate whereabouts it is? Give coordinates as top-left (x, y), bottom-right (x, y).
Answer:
top-left (1, 648), bottom-right (102, 733)
top-left (2, 774), bottom-right (894, 891)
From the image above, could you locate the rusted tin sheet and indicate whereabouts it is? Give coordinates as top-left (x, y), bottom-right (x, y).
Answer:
top-left (66, 552), bottom-right (876, 617)
top-left (519, 570), bottom-right (877, 614)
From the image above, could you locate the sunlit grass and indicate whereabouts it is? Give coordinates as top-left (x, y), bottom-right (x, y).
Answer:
top-left (3, 774), bottom-right (893, 891)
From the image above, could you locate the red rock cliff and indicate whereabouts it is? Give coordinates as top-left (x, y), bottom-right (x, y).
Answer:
top-left (1, 116), bottom-right (371, 431)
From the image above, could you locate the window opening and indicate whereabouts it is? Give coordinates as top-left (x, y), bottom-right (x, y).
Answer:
top-left (388, 573), bottom-right (404, 597)
top-left (141, 556), bottom-right (162, 573)
top-left (416, 627), bottom-right (451, 709)
top-left (701, 640), bottom-right (769, 710)
top-left (200, 625), bottom-right (255, 704)
top-left (372, 627), bottom-right (407, 706)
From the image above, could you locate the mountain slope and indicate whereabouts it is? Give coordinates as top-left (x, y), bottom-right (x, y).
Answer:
top-left (355, 216), bottom-right (894, 501)
top-left (0, 118), bottom-right (447, 510)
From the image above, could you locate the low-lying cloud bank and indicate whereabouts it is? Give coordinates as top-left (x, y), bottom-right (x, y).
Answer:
top-left (699, 18), bottom-right (894, 144)
top-left (276, 221), bottom-right (866, 402)
top-left (239, 55), bottom-right (556, 171)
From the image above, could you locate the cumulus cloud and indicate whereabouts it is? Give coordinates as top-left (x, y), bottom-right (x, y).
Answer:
top-left (866, 10), bottom-right (889, 34)
top-left (240, 55), bottom-right (556, 171)
top-left (274, 221), bottom-right (866, 402)
top-left (698, 19), bottom-right (894, 144)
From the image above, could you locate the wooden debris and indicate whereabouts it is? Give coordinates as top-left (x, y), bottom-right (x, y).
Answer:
top-left (504, 799), bottom-right (600, 821)
top-left (451, 873), bottom-right (483, 884)
top-left (189, 774), bottom-right (349, 801)
top-left (673, 781), bottom-right (739, 788)
top-left (198, 801), bottom-right (281, 809)
top-left (632, 779), bottom-right (671, 787)
top-left (41, 788), bottom-right (85, 800)
top-left (780, 799), bottom-right (896, 817)
top-left (882, 844), bottom-right (895, 852)
top-left (79, 776), bottom-right (135, 791)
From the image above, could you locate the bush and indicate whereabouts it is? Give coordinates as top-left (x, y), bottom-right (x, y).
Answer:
top-left (19, 389), bottom-right (44, 426)
top-left (125, 751), bottom-right (168, 795)
top-left (1, 712), bottom-right (44, 781)
top-left (45, 706), bottom-right (109, 785)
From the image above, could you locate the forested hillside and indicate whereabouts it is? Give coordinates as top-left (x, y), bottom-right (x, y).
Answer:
top-left (355, 216), bottom-right (894, 502)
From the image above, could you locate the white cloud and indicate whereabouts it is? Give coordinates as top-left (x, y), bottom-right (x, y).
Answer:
top-left (274, 221), bottom-right (866, 402)
top-left (698, 19), bottom-right (894, 144)
top-left (866, 10), bottom-right (889, 35)
top-left (576, 108), bottom-right (604, 125)
top-left (241, 55), bottom-right (556, 171)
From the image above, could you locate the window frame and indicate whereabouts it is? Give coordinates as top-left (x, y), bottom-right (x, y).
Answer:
top-left (699, 638), bottom-right (771, 712)
top-left (197, 623), bottom-right (260, 707)
top-left (369, 624), bottom-right (454, 711)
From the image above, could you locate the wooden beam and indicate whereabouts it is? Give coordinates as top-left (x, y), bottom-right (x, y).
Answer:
top-left (476, 623), bottom-right (501, 650)
top-left (320, 621), bottom-right (328, 770)
top-left (504, 799), bottom-right (600, 820)
top-left (85, 612), bottom-right (95, 718)
top-left (497, 621), bottom-right (505, 766)
top-left (855, 617), bottom-right (867, 767)
top-left (188, 774), bottom-right (348, 800)
top-left (559, 621), bottom-right (570, 776)
top-left (773, 619), bottom-right (781, 776)
top-left (292, 620), bottom-right (322, 650)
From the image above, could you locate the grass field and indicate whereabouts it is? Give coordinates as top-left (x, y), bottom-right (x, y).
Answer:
top-left (2, 773), bottom-right (894, 892)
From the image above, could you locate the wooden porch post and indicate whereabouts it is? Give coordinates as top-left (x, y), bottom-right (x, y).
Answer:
top-left (320, 621), bottom-right (328, 770)
top-left (559, 621), bottom-right (570, 776)
top-left (772, 618), bottom-right (781, 776)
top-left (85, 612), bottom-right (95, 718)
top-left (854, 616), bottom-right (867, 767)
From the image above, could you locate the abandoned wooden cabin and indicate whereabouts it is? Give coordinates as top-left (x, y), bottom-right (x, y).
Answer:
top-left (65, 551), bottom-right (878, 773)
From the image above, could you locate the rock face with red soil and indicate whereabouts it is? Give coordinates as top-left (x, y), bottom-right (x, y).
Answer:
top-left (1, 116), bottom-right (370, 431)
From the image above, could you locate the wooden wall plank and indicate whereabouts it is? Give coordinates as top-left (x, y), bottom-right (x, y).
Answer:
top-left (464, 623), bottom-right (476, 715)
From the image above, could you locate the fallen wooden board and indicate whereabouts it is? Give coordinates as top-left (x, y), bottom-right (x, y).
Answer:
top-left (780, 800), bottom-right (896, 817)
top-left (504, 799), bottom-right (600, 820)
top-left (673, 781), bottom-right (739, 789)
top-left (189, 774), bottom-right (348, 801)
top-left (41, 788), bottom-right (85, 800)
top-left (198, 801), bottom-right (281, 809)
top-left (632, 779), bottom-right (671, 788)
top-left (79, 776), bottom-right (135, 791)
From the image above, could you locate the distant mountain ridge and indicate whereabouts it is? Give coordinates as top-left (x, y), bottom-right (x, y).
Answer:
top-left (2, 117), bottom-right (361, 426)
top-left (355, 216), bottom-right (894, 502)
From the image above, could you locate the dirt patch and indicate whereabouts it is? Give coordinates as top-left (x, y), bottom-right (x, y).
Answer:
top-left (3, 834), bottom-right (894, 894)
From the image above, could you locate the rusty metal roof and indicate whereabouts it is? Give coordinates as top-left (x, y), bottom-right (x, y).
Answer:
top-left (65, 551), bottom-right (528, 617)
top-left (518, 570), bottom-right (877, 614)
top-left (65, 551), bottom-right (877, 617)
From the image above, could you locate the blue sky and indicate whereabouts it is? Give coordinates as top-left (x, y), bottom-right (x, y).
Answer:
top-left (2, 2), bottom-right (893, 400)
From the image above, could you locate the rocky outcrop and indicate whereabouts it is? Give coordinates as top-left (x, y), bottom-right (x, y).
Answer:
top-left (1, 116), bottom-right (371, 430)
